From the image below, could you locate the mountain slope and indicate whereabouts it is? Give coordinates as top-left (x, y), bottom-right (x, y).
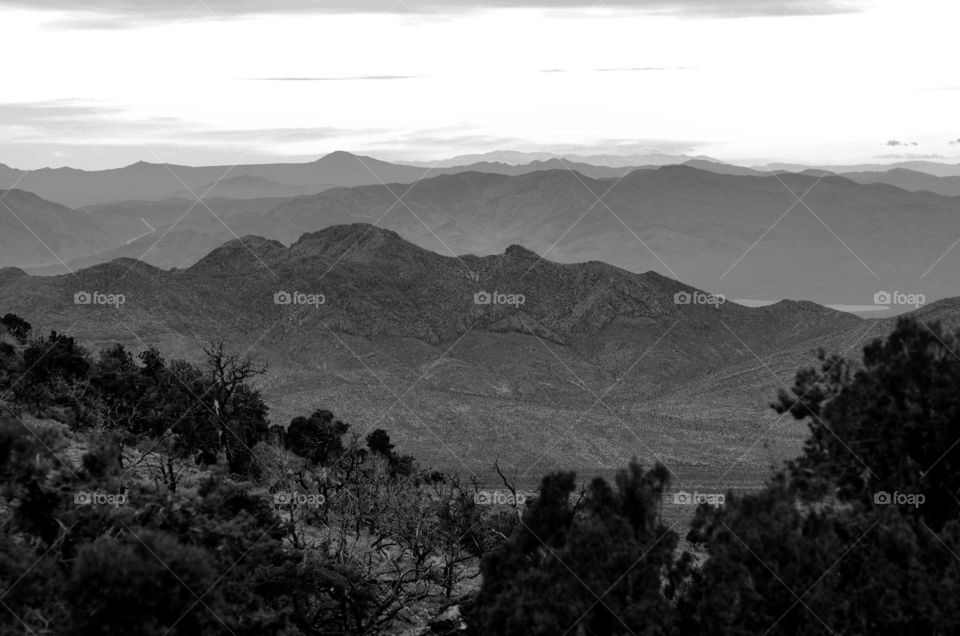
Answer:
top-left (163, 175), bottom-right (317, 200)
top-left (840, 168), bottom-right (960, 197)
top-left (0, 189), bottom-right (122, 268)
top-left (0, 224), bottom-right (867, 484)
top-left (762, 161), bottom-right (960, 178)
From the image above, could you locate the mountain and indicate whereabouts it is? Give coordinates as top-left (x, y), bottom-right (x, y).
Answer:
top-left (0, 152), bottom-right (435, 207)
top-left (840, 168), bottom-right (960, 197)
top-left (682, 159), bottom-right (766, 176)
top-left (410, 151), bottom-right (561, 166)
top-left (761, 161), bottom-right (960, 178)
top-left (163, 175), bottom-right (318, 200)
top-left (435, 158), bottom-right (639, 180)
top-left (412, 150), bottom-right (705, 168)
top-left (0, 152), bottom-right (657, 208)
top-left (0, 224), bottom-right (870, 485)
top-left (29, 165), bottom-right (960, 311)
top-left (19, 196), bottom-right (292, 274)
top-left (0, 189), bottom-right (123, 268)
top-left (9, 153), bottom-right (960, 209)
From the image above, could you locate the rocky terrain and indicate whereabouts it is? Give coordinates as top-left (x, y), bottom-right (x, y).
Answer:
top-left (0, 223), bottom-right (906, 491)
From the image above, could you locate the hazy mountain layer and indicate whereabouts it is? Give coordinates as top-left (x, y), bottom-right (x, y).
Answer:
top-left (48, 166), bottom-right (960, 309)
top-left (0, 151), bottom-right (634, 208)
top-left (13, 165), bottom-right (960, 314)
top-left (0, 189), bottom-right (122, 268)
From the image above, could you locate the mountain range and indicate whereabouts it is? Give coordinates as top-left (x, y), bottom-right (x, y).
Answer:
top-left (5, 151), bottom-right (960, 318)
top-left (0, 224), bottom-right (949, 488)
top-left (7, 163), bottom-right (960, 312)
top-left (0, 151), bottom-right (637, 208)
top-left (6, 150), bottom-right (960, 210)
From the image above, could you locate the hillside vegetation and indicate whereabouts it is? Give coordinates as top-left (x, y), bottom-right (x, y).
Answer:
top-left (3, 312), bottom-right (960, 634)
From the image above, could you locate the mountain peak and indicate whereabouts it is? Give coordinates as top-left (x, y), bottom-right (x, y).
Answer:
top-left (316, 150), bottom-right (358, 162)
top-left (504, 244), bottom-right (539, 259)
top-left (189, 235), bottom-right (286, 274)
top-left (291, 224), bottom-right (411, 261)
top-left (297, 223), bottom-right (402, 246)
top-left (0, 267), bottom-right (28, 284)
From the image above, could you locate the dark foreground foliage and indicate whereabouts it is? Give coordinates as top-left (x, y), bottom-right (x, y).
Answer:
top-left (4, 315), bottom-right (960, 634)
top-left (0, 320), bottom-right (515, 634)
top-left (468, 317), bottom-right (960, 636)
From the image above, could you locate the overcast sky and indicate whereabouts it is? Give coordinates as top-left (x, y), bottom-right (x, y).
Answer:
top-left (1, 0), bottom-right (959, 169)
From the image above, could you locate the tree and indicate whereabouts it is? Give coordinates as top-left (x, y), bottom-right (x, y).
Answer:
top-left (1, 313), bottom-right (31, 341)
top-left (468, 461), bottom-right (683, 636)
top-left (130, 344), bottom-right (270, 476)
top-left (15, 331), bottom-right (91, 410)
top-left (286, 409), bottom-right (350, 465)
top-left (85, 344), bottom-right (144, 462)
top-left (679, 317), bottom-right (960, 635)
top-left (201, 341), bottom-right (270, 475)
top-left (22, 331), bottom-right (90, 384)
top-left (366, 428), bottom-right (395, 456)
top-left (774, 317), bottom-right (960, 529)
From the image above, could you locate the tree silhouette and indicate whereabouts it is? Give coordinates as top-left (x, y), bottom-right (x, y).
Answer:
top-left (469, 461), bottom-right (683, 636)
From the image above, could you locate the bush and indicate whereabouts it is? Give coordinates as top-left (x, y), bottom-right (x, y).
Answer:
top-left (66, 531), bottom-right (222, 636)
top-left (285, 409), bottom-right (349, 465)
top-left (1, 313), bottom-right (31, 341)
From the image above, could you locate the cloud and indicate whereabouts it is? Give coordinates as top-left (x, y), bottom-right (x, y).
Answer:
top-left (885, 139), bottom-right (918, 147)
top-left (595, 66), bottom-right (695, 72)
top-left (949, 138), bottom-right (960, 146)
top-left (876, 153), bottom-right (945, 160)
top-left (244, 75), bottom-right (424, 81)
top-left (194, 126), bottom-right (389, 143)
top-left (0, 100), bottom-right (389, 168)
top-left (1, 0), bottom-right (870, 25)
top-left (0, 100), bottom-right (126, 126)
top-left (365, 131), bottom-right (705, 162)
top-left (542, 66), bottom-right (696, 73)
top-left (0, 101), bottom-right (704, 169)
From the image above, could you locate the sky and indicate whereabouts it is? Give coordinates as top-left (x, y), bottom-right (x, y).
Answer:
top-left (1, 0), bottom-right (959, 169)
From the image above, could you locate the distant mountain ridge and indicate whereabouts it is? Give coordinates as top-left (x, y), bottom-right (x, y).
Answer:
top-left (0, 151), bottom-right (638, 208)
top-left (8, 150), bottom-right (960, 209)
top-left (0, 152), bottom-right (429, 207)
top-left (10, 164), bottom-right (960, 313)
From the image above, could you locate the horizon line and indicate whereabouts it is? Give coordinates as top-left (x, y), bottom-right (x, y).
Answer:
top-left (2, 149), bottom-right (960, 173)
